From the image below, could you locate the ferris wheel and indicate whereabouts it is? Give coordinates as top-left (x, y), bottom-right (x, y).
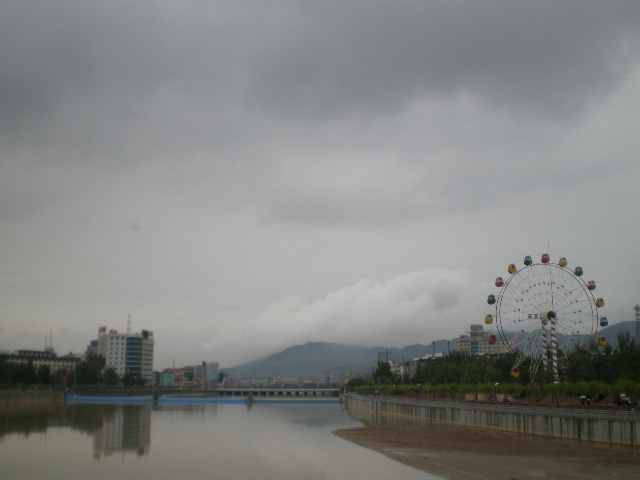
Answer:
top-left (485, 254), bottom-right (607, 381)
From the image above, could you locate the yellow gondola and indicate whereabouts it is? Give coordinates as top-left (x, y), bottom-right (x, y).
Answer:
top-left (559, 257), bottom-right (568, 267)
top-left (511, 367), bottom-right (520, 378)
top-left (485, 314), bottom-right (494, 324)
top-left (508, 264), bottom-right (517, 274)
top-left (596, 298), bottom-right (605, 308)
top-left (598, 336), bottom-right (607, 346)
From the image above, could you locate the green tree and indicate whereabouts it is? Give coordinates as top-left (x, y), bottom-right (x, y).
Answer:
top-left (374, 360), bottom-right (392, 379)
top-left (36, 365), bottom-right (51, 385)
top-left (611, 332), bottom-right (640, 382)
top-left (103, 368), bottom-right (120, 386)
top-left (122, 371), bottom-right (146, 386)
top-left (75, 361), bottom-right (101, 385)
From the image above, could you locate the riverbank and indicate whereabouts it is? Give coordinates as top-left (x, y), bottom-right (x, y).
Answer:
top-left (334, 423), bottom-right (640, 480)
top-left (0, 390), bottom-right (64, 412)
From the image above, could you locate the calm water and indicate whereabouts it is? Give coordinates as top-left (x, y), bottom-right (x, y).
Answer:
top-left (0, 403), bottom-right (439, 480)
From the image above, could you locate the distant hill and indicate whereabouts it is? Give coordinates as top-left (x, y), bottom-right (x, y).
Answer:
top-left (224, 322), bottom-right (637, 378)
top-left (598, 320), bottom-right (637, 346)
top-left (225, 340), bottom-right (454, 378)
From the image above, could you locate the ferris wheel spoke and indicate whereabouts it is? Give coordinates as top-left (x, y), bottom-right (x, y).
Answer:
top-left (490, 254), bottom-right (600, 381)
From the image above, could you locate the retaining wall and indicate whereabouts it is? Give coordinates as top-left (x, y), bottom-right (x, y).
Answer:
top-left (344, 394), bottom-right (640, 446)
top-left (0, 390), bottom-right (65, 413)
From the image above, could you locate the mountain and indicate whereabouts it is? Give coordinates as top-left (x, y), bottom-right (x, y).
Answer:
top-left (224, 322), bottom-right (638, 378)
top-left (225, 340), bottom-right (454, 378)
top-left (598, 320), bottom-right (637, 346)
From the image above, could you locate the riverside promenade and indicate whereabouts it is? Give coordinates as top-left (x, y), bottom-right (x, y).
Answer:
top-left (343, 393), bottom-right (640, 445)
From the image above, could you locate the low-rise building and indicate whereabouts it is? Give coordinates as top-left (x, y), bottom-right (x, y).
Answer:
top-left (0, 349), bottom-right (80, 373)
top-left (456, 324), bottom-right (510, 355)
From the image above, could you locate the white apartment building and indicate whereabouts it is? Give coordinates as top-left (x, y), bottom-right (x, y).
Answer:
top-left (95, 326), bottom-right (154, 383)
top-left (456, 324), bottom-right (511, 356)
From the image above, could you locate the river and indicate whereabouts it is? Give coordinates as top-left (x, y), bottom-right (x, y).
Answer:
top-left (0, 402), bottom-right (440, 479)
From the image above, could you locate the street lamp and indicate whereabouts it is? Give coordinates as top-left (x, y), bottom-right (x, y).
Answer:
top-left (494, 383), bottom-right (500, 403)
top-left (416, 384), bottom-right (421, 399)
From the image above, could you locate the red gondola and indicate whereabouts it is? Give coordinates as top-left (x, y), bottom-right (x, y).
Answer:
top-left (587, 280), bottom-right (596, 290)
top-left (495, 277), bottom-right (504, 287)
top-left (541, 253), bottom-right (550, 264)
top-left (488, 334), bottom-right (497, 344)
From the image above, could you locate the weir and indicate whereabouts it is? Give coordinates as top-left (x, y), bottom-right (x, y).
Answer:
top-left (216, 388), bottom-right (341, 398)
top-left (343, 394), bottom-right (640, 446)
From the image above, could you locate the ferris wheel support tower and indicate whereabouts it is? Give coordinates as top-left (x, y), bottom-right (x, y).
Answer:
top-left (635, 304), bottom-right (640, 342)
top-left (487, 253), bottom-right (604, 382)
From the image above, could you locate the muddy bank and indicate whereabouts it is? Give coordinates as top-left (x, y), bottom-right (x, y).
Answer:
top-left (334, 423), bottom-right (640, 480)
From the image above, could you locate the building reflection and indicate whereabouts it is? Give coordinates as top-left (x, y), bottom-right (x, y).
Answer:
top-left (93, 405), bottom-right (151, 459)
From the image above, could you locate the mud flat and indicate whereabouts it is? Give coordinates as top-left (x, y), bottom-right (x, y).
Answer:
top-left (334, 423), bottom-right (640, 480)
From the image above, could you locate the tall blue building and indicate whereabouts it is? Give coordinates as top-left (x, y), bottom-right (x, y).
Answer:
top-left (96, 326), bottom-right (154, 383)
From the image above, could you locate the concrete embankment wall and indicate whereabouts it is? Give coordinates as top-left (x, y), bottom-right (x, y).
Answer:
top-left (0, 390), bottom-right (65, 413)
top-left (343, 394), bottom-right (640, 446)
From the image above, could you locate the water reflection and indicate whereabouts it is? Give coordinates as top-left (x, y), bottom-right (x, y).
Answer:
top-left (1, 403), bottom-right (440, 480)
top-left (92, 405), bottom-right (151, 459)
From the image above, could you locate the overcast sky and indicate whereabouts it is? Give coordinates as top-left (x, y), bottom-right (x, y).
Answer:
top-left (2, 1), bottom-right (640, 370)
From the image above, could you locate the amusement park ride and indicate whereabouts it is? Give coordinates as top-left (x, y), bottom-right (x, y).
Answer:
top-left (486, 254), bottom-right (606, 383)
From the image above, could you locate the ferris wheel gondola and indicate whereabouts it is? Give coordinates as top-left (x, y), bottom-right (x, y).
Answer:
top-left (485, 253), bottom-right (603, 381)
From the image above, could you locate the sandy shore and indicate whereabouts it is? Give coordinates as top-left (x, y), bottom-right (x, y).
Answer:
top-left (334, 423), bottom-right (640, 480)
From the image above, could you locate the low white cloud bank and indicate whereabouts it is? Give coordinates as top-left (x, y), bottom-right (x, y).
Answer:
top-left (233, 269), bottom-right (474, 362)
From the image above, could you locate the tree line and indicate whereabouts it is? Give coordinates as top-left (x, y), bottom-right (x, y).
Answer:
top-left (348, 332), bottom-right (640, 401)
top-left (0, 358), bottom-right (146, 388)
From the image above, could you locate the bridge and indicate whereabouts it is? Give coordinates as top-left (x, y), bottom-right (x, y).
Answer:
top-left (216, 388), bottom-right (341, 398)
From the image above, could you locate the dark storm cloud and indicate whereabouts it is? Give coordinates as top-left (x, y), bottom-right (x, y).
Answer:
top-left (2, 2), bottom-right (638, 210)
top-left (3, 2), bottom-right (639, 139)
top-left (241, 1), bottom-right (640, 120)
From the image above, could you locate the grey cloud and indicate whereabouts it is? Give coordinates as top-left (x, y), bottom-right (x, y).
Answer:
top-left (1, 2), bottom-right (639, 367)
top-left (246, 1), bottom-right (640, 120)
top-left (3, 2), bottom-right (639, 143)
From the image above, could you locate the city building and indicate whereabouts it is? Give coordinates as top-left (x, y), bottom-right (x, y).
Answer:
top-left (158, 362), bottom-right (219, 388)
top-left (401, 355), bottom-right (442, 379)
top-left (158, 371), bottom-right (175, 387)
top-left (0, 349), bottom-right (80, 373)
top-left (456, 324), bottom-right (510, 355)
top-left (194, 361), bottom-right (219, 388)
top-left (95, 326), bottom-right (154, 383)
